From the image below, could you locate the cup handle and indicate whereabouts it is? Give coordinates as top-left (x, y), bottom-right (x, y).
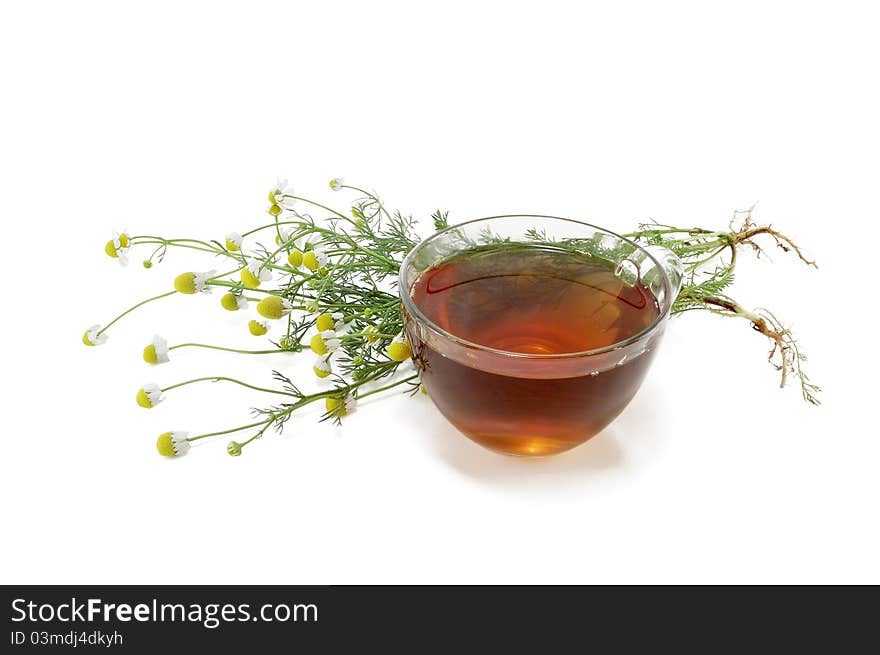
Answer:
top-left (642, 245), bottom-right (684, 300)
top-left (615, 245), bottom-right (684, 301)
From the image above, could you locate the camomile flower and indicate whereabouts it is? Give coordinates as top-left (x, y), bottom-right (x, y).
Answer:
top-left (225, 232), bottom-right (243, 252)
top-left (267, 178), bottom-right (295, 215)
top-left (248, 320), bottom-right (269, 336)
top-left (269, 178), bottom-right (295, 205)
top-left (302, 247), bottom-right (327, 272)
top-left (386, 333), bottom-right (412, 362)
top-left (82, 324), bottom-right (108, 347)
top-left (156, 431), bottom-right (190, 457)
top-left (310, 329), bottom-right (340, 355)
top-left (275, 227), bottom-right (293, 246)
top-left (315, 312), bottom-right (344, 332)
top-left (325, 394), bottom-right (356, 416)
top-left (241, 258), bottom-right (272, 289)
top-left (104, 231), bottom-right (131, 266)
top-left (221, 292), bottom-right (248, 311)
top-left (287, 249), bottom-right (303, 267)
top-left (329, 177), bottom-right (344, 191)
top-left (313, 355), bottom-right (332, 378)
top-left (257, 295), bottom-right (293, 320)
top-left (136, 383), bottom-right (164, 409)
top-left (173, 270), bottom-right (216, 294)
top-left (143, 335), bottom-right (170, 364)
top-left (363, 325), bottom-right (380, 343)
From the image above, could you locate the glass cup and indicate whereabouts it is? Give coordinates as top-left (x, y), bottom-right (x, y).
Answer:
top-left (399, 215), bottom-right (683, 457)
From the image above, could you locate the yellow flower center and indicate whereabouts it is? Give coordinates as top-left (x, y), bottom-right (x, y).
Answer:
top-left (221, 293), bottom-right (240, 311)
top-left (387, 341), bottom-right (412, 362)
top-left (313, 364), bottom-right (331, 378)
top-left (315, 313), bottom-right (335, 332)
top-left (268, 204), bottom-right (282, 217)
top-left (302, 251), bottom-right (319, 271)
top-left (240, 268), bottom-right (261, 289)
top-left (310, 334), bottom-right (328, 355)
top-left (143, 344), bottom-right (158, 364)
top-left (105, 240), bottom-right (118, 258)
top-left (364, 326), bottom-right (379, 343)
top-left (82, 330), bottom-right (95, 346)
top-left (156, 432), bottom-right (176, 457)
top-left (136, 388), bottom-right (153, 408)
top-left (257, 296), bottom-right (286, 319)
top-left (288, 250), bottom-right (303, 267)
top-left (225, 239), bottom-right (240, 252)
top-left (325, 397), bottom-right (346, 415)
top-left (118, 234), bottom-right (130, 248)
top-left (173, 272), bottom-right (197, 294)
top-left (248, 320), bottom-right (268, 336)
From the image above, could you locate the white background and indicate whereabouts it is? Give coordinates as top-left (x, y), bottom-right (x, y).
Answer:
top-left (1, 1), bottom-right (877, 584)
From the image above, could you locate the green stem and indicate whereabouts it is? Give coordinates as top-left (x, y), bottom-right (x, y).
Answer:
top-left (238, 422), bottom-right (273, 447)
top-left (97, 291), bottom-right (177, 336)
top-left (340, 185), bottom-right (394, 222)
top-left (358, 374), bottom-right (419, 399)
top-left (341, 331), bottom-right (396, 341)
top-left (226, 362), bottom-right (404, 451)
top-left (161, 376), bottom-right (296, 397)
top-left (283, 195), bottom-right (349, 221)
top-left (169, 343), bottom-right (288, 355)
top-left (131, 238), bottom-right (230, 258)
top-left (188, 420), bottom-right (269, 442)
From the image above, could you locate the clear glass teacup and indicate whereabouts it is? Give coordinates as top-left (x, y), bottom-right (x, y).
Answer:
top-left (399, 215), bottom-right (682, 456)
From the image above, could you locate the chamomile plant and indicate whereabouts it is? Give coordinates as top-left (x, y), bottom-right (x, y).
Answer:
top-left (85, 179), bottom-right (819, 458)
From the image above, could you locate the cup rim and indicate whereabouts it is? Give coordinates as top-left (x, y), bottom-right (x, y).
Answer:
top-left (398, 214), bottom-right (674, 360)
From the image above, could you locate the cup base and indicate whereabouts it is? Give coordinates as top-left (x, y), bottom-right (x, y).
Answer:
top-left (460, 430), bottom-right (595, 457)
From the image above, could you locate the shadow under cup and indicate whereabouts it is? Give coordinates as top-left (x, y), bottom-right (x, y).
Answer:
top-left (399, 215), bottom-right (682, 457)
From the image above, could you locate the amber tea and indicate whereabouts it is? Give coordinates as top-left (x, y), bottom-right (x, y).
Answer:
top-left (407, 246), bottom-right (661, 456)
